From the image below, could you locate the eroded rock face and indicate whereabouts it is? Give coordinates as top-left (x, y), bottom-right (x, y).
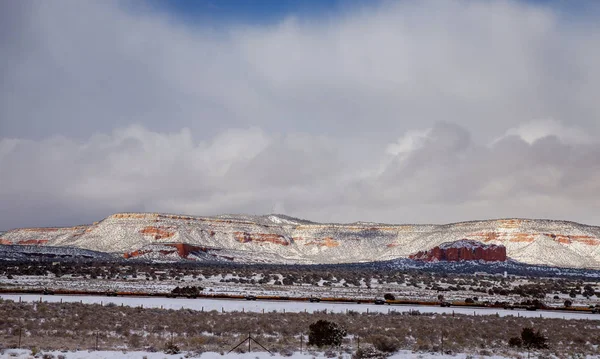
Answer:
top-left (123, 243), bottom-right (234, 261)
top-left (409, 240), bottom-right (507, 262)
top-left (139, 226), bottom-right (175, 240)
top-left (234, 232), bottom-right (290, 246)
top-left (292, 236), bottom-right (341, 247)
top-left (124, 243), bottom-right (206, 259)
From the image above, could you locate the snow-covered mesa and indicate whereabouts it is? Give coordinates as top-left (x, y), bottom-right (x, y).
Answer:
top-left (2, 213), bottom-right (600, 268)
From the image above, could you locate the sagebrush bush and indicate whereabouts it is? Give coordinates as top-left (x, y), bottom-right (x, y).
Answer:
top-left (369, 335), bottom-right (400, 353)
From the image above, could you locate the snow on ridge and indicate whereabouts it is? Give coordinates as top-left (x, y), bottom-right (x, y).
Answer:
top-left (268, 215), bottom-right (299, 225)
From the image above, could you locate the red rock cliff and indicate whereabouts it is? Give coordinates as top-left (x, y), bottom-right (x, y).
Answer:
top-left (409, 239), bottom-right (507, 262)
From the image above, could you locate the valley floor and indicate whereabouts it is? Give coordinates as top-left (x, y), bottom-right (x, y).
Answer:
top-left (2, 269), bottom-right (599, 309)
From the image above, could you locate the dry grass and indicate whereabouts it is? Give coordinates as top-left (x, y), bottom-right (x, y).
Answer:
top-left (0, 298), bottom-right (598, 357)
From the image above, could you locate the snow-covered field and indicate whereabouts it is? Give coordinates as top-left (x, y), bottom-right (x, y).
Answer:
top-left (4, 271), bottom-right (599, 309)
top-left (2, 294), bottom-right (597, 320)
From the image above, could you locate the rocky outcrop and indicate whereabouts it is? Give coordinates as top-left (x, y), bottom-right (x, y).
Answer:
top-left (409, 240), bottom-right (507, 262)
top-left (234, 232), bottom-right (290, 246)
top-left (123, 243), bottom-right (235, 261)
top-left (139, 226), bottom-right (175, 240)
top-left (124, 243), bottom-right (208, 259)
top-left (299, 237), bottom-right (340, 247)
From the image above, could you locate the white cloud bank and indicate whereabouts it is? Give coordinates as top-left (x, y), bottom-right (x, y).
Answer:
top-left (1, 0), bottom-right (600, 228)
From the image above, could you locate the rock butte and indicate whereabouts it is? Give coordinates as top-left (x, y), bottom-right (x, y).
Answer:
top-left (409, 240), bottom-right (507, 262)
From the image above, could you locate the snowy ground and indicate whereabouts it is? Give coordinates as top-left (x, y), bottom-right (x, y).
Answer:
top-left (2, 271), bottom-right (599, 308)
top-left (0, 349), bottom-right (562, 359)
top-left (1, 294), bottom-right (598, 320)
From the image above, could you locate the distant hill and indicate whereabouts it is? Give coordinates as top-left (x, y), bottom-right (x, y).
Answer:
top-left (1, 213), bottom-right (600, 268)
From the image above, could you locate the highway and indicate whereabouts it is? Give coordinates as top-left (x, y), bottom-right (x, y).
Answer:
top-left (1, 293), bottom-right (598, 320)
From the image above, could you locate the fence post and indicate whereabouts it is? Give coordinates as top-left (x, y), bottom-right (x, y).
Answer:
top-left (18, 327), bottom-right (22, 348)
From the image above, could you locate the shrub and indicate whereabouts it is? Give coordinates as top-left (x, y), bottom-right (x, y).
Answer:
top-left (352, 345), bottom-right (388, 359)
top-left (564, 300), bottom-right (572, 307)
top-left (163, 341), bottom-right (180, 354)
top-left (279, 348), bottom-right (294, 357)
top-left (370, 335), bottom-right (400, 353)
top-left (308, 320), bottom-right (347, 348)
top-left (508, 337), bottom-right (522, 348)
top-left (324, 348), bottom-right (337, 358)
top-left (383, 293), bottom-right (395, 301)
top-left (520, 327), bottom-right (548, 350)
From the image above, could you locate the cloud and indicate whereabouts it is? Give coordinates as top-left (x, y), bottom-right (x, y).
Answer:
top-left (1, 0), bottom-right (600, 228)
top-left (3, 120), bottom-right (600, 229)
top-left (495, 119), bottom-right (595, 145)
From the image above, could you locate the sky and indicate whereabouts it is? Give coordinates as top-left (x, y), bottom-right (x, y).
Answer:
top-left (1, 0), bottom-right (600, 229)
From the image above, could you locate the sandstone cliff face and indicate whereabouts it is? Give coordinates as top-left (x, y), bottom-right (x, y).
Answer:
top-left (409, 240), bottom-right (507, 262)
top-left (124, 243), bottom-right (209, 259)
top-left (2, 214), bottom-right (600, 268)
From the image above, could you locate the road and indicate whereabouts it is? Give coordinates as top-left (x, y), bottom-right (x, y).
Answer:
top-left (1, 293), bottom-right (597, 320)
